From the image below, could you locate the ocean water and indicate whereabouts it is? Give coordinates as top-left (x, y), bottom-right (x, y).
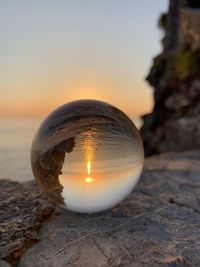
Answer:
top-left (0, 117), bottom-right (141, 182)
top-left (0, 118), bottom-right (42, 182)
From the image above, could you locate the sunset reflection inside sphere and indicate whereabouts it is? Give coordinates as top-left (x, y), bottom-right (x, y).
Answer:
top-left (31, 100), bottom-right (144, 213)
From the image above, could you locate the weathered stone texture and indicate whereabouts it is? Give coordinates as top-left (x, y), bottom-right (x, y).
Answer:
top-left (0, 180), bottom-right (55, 265)
top-left (180, 8), bottom-right (200, 51)
top-left (15, 151), bottom-right (200, 267)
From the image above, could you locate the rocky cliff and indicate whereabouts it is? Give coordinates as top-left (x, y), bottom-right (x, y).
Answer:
top-left (140, 0), bottom-right (200, 156)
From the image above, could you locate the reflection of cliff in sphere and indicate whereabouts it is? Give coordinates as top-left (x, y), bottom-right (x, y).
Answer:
top-left (31, 99), bottom-right (144, 213)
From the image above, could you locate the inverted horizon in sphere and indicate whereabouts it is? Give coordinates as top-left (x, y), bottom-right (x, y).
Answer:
top-left (31, 100), bottom-right (144, 213)
top-left (60, 164), bottom-right (142, 213)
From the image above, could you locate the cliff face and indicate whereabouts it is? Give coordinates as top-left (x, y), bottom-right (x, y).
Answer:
top-left (141, 0), bottom-right (200, 156)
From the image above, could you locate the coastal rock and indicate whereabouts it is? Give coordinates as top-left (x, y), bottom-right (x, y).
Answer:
top-left (141, 0), bottom-right (200, 155)
top-left (17, 150), bottom-right (200, 267)
top-left (0, 260), bottom-right (11, 267)
top-left (0, 180), bottom-right (55, 265)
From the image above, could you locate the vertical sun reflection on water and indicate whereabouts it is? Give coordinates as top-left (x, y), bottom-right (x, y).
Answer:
top-left (87, 160), bottom-right (91, 175)
top-left (83, 130), bottom-right (96, 183)
top-left (85, 160), bottom-right (93, 183)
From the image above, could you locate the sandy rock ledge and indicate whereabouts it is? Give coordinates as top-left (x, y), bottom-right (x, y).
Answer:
top-left (1, 150), bottom-right (200, 266)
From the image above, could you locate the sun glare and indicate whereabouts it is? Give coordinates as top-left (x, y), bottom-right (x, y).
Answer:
top-left (85, 176), bottom-right (94, 183)
top-left (85, 160), bottom-right (93, 183)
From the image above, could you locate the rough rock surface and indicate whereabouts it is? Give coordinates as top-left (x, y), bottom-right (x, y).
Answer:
top-left (141, 0), bottom-right (200, 155)
top-left (0, 180), bottom-right (55, 265)
top-left (16, 150), bottom-right (200, 267)
top-left (0, 260), bottom-right (11, 267)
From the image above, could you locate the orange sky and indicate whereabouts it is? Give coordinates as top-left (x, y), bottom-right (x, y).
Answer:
top-left (0, 1), bottom-right (167, 119)
top-left (0, 77), bottom-right (153, 119)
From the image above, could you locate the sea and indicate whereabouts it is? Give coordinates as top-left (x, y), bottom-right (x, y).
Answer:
top-left (0, 117), bottom-right (142, 182)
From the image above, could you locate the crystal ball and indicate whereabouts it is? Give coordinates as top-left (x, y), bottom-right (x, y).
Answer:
top-left (31, 100), bottom-right (144, 213)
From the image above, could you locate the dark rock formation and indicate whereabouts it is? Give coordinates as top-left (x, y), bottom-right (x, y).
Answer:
top-left (31, 137), bottom-right (75, 206)
top-left (164, 0), bottom-right (181, 52)
top-left (180, 8), bottom-right (200, 51)
top-left (141, 0), bottom-right (200, 156)
top-left (12, 150), bottom-right (200, 267)
top-left (0, 180), bottom-right (55, 266)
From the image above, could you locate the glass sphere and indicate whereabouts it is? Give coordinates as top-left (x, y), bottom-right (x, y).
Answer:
top-left (31, 100), bottom-right (144, 213)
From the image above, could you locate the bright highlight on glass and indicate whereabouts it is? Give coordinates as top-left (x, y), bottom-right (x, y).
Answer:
top-left (31, 99), bottom-right (144, 213)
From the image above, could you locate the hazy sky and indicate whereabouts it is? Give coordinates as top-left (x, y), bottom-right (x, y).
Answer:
top-left (0, 0), bottom-right (167, 119)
